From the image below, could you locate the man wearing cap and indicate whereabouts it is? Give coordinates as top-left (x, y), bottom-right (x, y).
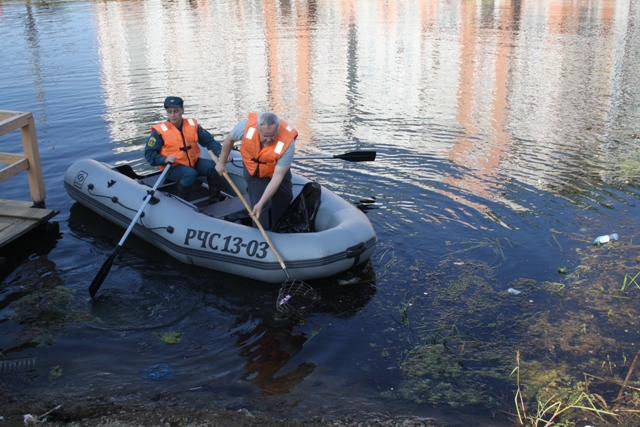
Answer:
top-left (145, 96), bottom-right (222, 203)
top-left (215, 112), bottom-right (297, 230)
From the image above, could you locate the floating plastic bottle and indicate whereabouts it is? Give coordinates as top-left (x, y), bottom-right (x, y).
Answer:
top-left (593, 233), bottom-right (618, 245)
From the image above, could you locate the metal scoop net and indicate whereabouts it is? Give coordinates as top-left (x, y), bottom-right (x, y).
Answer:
top-left (276, 279), bottom-right (320, 315)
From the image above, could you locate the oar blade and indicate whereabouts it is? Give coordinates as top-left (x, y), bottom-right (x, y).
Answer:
top-left (334, 151), bottom-right (377, 162)
top-left (87, 163), bottom-right (172, 298)
top-left (89, 245), bottom-right (122, 298)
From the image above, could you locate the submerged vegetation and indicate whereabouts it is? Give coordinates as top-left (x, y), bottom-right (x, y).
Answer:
top-left (372, 230), bottom-right (640, 425)
top-left (8, 283), bottom-right (93, 349)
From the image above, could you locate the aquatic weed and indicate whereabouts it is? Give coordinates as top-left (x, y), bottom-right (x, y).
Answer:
top-left (375, 230), bottom-right (640, 424)
top-left (512, 351), bottom-right (617, 426)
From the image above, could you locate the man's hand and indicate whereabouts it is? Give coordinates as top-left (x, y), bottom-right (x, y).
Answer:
top-left (166, 155), bottom-right (176, 164)
top-left (252, 200), bottom-right (265, 221)
top-left (215, 161), bottom-right (227, 176)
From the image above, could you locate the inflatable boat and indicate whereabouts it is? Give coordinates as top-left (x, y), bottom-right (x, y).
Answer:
top-left (63, 152), bottom-right (377, 283)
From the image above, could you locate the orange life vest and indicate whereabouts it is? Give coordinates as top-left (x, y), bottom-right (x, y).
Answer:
top-left (240, 113), bottom-right (297, 178)
top-left (151, 119), bottom-right (201, 169)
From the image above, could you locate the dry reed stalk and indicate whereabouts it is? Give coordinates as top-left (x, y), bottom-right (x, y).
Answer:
top-left (584, 372), bottom-right (590, 394)
top-left (583, 373), bottom-right (640, 392)
top-left (616, 353), bottom-right (639, 402)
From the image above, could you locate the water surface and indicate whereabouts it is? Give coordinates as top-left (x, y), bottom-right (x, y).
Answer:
top-left (2, 0), bottom-right (640, 425)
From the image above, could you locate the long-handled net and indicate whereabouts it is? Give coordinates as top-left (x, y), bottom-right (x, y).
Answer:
top-left (209, 150), bottom-right (320, 317)
top-left (276, 279), bottom-right (320, 315)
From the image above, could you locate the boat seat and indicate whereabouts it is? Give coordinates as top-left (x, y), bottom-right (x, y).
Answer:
top-left (201, 196), bottom-right (247, 219)
top-left (138, 175), bottom-right (176, 191)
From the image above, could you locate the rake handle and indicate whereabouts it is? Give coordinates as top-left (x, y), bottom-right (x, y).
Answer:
top-left (209, 150), bottom-right (290, 277)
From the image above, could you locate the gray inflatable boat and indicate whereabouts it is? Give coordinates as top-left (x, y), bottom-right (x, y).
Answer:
top-left (64, 152), bottom-right (376, 283)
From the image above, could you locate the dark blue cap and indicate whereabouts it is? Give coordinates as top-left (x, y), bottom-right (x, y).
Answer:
top-left (164, 96), bottom-right (183, 108)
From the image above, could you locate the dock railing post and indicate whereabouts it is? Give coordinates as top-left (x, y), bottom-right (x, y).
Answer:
top-left (0, 110), bottom-right (47, 208)
top-left (20, 113), bottom-right (46, 207)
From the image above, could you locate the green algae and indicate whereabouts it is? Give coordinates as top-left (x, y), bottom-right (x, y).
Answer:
top-left (372, 231), bottom-right (640, 425)
top-left (9, 284), bottom-right (94, 347)
top-left (398, 343), bottom-right (492, 407)
top-left (48, 365), bottom-right (63, 383)
top-left (153, 331), bottom-right (182, 345)
top-left (381, 260), bottom-right (517, 408)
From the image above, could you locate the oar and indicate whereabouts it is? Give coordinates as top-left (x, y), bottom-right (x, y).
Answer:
top-left (293, 150), bottom-right (376, 162)
top-left (88, 163), bottom-right (172, 299)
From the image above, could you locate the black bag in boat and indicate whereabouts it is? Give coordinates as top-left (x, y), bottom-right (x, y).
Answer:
top-left (273, 181), bottom-right (321, 233)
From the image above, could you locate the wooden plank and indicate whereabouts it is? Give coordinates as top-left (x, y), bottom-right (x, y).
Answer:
top-left (0, 112), bottom-right (14, 121)
top-left (0, 158), bottom-right (29, 183)
top-left (0, 111), bottom-right (30, 136)
top-left (0, 200), bottom-right (59, 247)
top-left (0, 218), bottom-right (16, 233)
top-left (0, 204), bottom-right (56, 221)
top-left (0, 111), bottom-right (22, 122)
top-left (0, 199), bottom-right (33, 209)
top-left (0, 218), bottom-right (40, 247)
top-left (0, 153), bottom-right (24, 164)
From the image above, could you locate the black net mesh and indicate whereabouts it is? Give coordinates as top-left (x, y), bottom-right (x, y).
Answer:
top-left (276, 279), bottom-right (319, 315)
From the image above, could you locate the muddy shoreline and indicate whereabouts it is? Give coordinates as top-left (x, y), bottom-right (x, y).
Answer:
top-left (1, 391), bottom-right (451, 427)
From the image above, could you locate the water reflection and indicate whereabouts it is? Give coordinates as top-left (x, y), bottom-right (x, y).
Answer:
top-left (233, 266), bottom-right (376, 395)
top-left (234, 315), bottom-right (316, 395)
top-left (22, 1), bottom-right (47, 122)
top-left (0, 222), bottom-right (60, 286)
top-left (5, 0), bottom-right (638, 212)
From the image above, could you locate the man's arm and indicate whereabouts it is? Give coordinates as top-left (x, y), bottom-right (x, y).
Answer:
top-left (251, 164), bottom-right (289, 219)
top-left (214, 133), bottom-right (236, 175)
top-left (144, 131), bottom-right (169, 166)
top-left (215, 121), bottom-right (246, 174)
top-left (197, 125), bottom-right (222, 156)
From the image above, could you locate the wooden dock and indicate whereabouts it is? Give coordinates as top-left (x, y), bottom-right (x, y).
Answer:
top-left (0, 110), bottom-right (58, 250)
top-left (0, 199), bottom-right (58, 248)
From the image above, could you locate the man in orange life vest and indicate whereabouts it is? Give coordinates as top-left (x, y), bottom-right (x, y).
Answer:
top-left (216, 112), bottom-right (297, 230)
top-left (145, 96), bottom-right (222, 203)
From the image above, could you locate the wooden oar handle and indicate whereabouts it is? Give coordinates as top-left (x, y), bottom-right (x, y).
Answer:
top-left (209, 150), bottom-right (289, 274)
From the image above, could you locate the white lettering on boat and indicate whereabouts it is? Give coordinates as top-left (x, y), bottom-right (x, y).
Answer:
top-left (184, 228), bottom-right (269, 258)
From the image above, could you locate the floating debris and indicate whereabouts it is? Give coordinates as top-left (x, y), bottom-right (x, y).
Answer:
top-left (337, 277), bottom-right (360, 285)
top-left (0, 355), bottom-right (36, 373)
top-left (23, 405), bottom-right (61, 425)
top-left (507, 288), bottom-right (521, 295)
top-left (593, 233), bottom-right (618, 245)
top-left (48, 366), bottom-right (62, 383)
top-left (141, 363), bottom-right (174, 380)
top-left (152, 331), bottom-right (182, 345)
